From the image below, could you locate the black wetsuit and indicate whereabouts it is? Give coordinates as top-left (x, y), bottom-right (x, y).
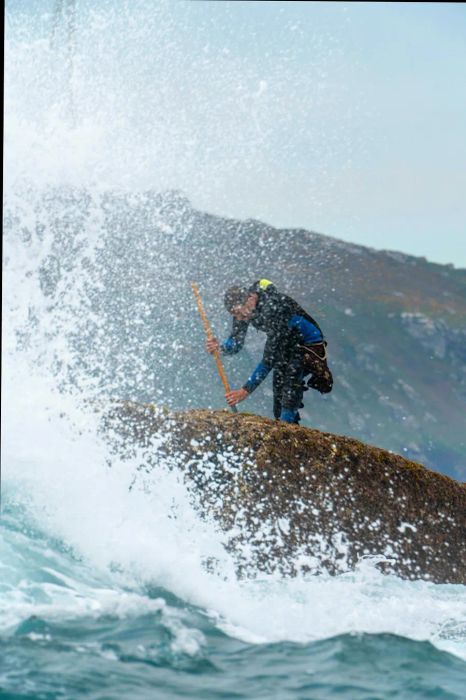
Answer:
top-left (220, 280), bottom-right (333, 423)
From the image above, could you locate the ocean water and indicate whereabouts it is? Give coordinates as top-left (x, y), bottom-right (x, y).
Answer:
top-left (3, 2), bottom-right (466, 698)
top-left (2, 401), bottom-right (466, 700)
top-left (2, 384), bottom-right (466, 700)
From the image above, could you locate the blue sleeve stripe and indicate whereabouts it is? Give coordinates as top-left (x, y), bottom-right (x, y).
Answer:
top-left (288, 315), bottom-right (323, 343)
top-left (243, 361), bottom-right (271, 393)
top-left (221, 337), bottom-right (240, 354)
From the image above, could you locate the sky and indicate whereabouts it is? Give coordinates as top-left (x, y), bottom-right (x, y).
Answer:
top-left (5, 1), bottom-right (466, 267)
top-left (175, 1), bottom-right (466, 267)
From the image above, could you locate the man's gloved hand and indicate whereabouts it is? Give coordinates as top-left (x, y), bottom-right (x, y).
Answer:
top-left (206, 337), bottom-right (220, 354)
top-left (225, 388), bottom-right (249, 407)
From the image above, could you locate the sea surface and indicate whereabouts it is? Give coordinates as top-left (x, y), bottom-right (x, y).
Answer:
top-left (2, 510), bottom-right (466, 700)
top-left (2, 377), bottom-right (466, 700)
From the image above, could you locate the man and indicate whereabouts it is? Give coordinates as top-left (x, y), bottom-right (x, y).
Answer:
top-left (206, 279), bottom-right (333, 423)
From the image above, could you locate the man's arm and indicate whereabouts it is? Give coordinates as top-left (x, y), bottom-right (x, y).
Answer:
top-left (240, 332), bottom-right (284, 394)
top-left (226, 353), bottom-right (274, 407)
top-left (220, 319), bottom-right (249, 355)
top-left (241, 310), bottom-right (293, 394)
top-left (206, 319), bottom-right (249, 356)
top-left (242, 361), bottom-right (272, 394)
top-left (241, 326), bottom-right (286, 394)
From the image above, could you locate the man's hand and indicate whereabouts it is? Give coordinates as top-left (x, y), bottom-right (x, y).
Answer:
top-left (225, 388), bottom-right (249, 407)
top-left (206, 337), bottom-right (220, 354)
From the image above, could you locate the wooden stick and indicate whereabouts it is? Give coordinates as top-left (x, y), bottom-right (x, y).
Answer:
top-left (191, 282), bottom-right (238, 413)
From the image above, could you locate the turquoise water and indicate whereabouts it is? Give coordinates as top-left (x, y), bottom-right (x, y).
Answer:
top-left (2, 499), bottom-right (466, 700)
top-left (1, 386), bottom-right (466, 700)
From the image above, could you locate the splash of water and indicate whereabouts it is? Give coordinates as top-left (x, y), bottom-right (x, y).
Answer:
top-left (3, 0), bottom-right (466, 669)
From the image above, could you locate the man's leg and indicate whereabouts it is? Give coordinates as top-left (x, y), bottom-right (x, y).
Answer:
top-left (272, 368), bottom-right (284, 419)
top-left (280, 353), bottom-right (305, 424)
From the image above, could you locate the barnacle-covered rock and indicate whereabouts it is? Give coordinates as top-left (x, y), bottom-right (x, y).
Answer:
top-left (103, 401), bottom-right (466, 584)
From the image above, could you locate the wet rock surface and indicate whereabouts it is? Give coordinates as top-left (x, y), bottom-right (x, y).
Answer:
top-left (104, 401), bottom-right (466, 584)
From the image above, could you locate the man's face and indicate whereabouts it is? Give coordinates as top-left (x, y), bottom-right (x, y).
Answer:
top-left (230, 293), bottom-right (258, 321)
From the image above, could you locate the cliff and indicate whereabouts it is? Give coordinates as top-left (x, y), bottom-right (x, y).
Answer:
top-left (103, 401), bottom-right (466, 585)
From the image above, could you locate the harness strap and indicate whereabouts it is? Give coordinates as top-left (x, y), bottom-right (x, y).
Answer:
top-left (299, 341), bottom-right (327, 361)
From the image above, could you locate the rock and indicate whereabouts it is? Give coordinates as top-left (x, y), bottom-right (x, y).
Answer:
top-left (103, 401), bottom-right (466, 584)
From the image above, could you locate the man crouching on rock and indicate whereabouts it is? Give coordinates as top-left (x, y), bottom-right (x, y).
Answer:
top-left (206, 279), bottom-right (333, 424)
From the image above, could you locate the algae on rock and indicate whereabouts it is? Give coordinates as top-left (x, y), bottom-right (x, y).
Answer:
top-left (103, 401), bottom-right (466, 584)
